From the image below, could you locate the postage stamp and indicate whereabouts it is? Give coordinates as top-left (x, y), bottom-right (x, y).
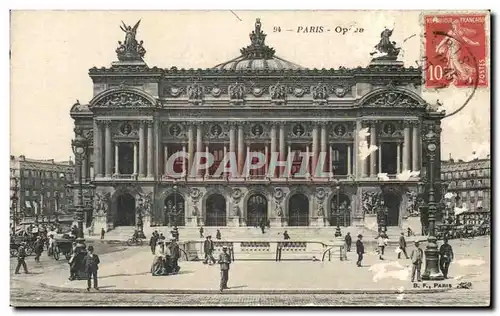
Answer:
top-left (423, 13), bottom-right (489, 88)
top-left (9, 10), bottom-right (490, 307)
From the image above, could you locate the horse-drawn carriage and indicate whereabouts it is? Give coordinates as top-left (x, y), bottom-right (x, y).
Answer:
top-left (52, 234), bottom-right (77, 261)
top-left (436, 209), bottom-right (490, 240)
top-left (10, 235), bottom-right (34, 257)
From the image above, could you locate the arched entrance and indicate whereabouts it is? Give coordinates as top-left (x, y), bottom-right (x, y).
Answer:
top-left (164, 193), bottom-right (185, 226)
top-left (383, 192), bottom-right (401, 226)
top-left (288, 193), bottom-right (309, 226)
top-left (205, 194), bottom-right (227, 227)
top-left (329, 194), bottom-right (351, 226)
top-left (115, 193), bottom-right (136, 226)
top-left (246, 194), bottom-right (268, 227)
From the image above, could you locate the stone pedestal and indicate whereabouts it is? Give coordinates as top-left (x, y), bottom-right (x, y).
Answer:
top-left (272, 217), bottom-right (286, 227)
top-left (93, 214), bottom-right (107, 234)
top-left (187, 217), bottom-right (199, 227)
top-left (310, 217), bottom-right (326, 227)
top-left (228, 217), bottom-right (240, 227)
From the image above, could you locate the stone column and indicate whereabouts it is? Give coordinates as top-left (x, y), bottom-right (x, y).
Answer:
top-left (270, 123), bottom-right (277, 177)
top-left (114, 143), bottom-right (119, 175)
top-left (403, 121), bottom-right (411, 172)
top-left (354, 120), bottom-right (361, 178)
top-left (82, 158), bottom-right (88, 181)
top-left (155, 120), bottom-right (161, 177)
top-left (320, 123), bottom-right (327, 175)
top-left (312, 123), bottom-right (319, 176)
top-left (412, 121), bottom-right (420, 171)
top-left (104, 121), bottom-right (112, 177)
top-left (197, 123), bottom-right (203, 178)
top-left (347, 144), bottom-right (352, 175)
top-left (370, 122), bottom-right (377, 177)
top-left (163, 146), bottom-right (168, 176)
top-left (397, 142), bottom-right (401, 174)
top-left (229, 123), bottom-right (236, 175)
top-left (237, 123), bottom-right (245, 177)
top-left (147, 121), bottom-right (154, 178)
top-left (378, 143), bottom-right (382, 174)
top-left (133, 143), bottom-right (138, 175)
top-left (93, 120), bottom-right (103, 177)
top-left (279, 123), bottom-right (286, 177)
top-left (138, 121), bottom-right (146, 177)
top-left (187, 124), bottom-right (194, 176)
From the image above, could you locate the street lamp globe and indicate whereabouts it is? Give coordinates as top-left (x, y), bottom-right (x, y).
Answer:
top-left (71, 132), bottom-right (88, 158)
top-left (427, 143), bottom-right (437, 152)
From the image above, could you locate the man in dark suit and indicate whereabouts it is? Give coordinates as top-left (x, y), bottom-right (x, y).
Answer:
top-left (218, 246), bottom-right (232, 291)
top-left (83, 245), bottom-right (100, 291)
top-left (203, 236), bottom-right (215, 265)
top-left (398, 232), bottom-right (409, 259)
top-left (356, 234), bottom-right (364, 267)
top-left (15, 242), bottom-right (29, 274)
top-left (410, 241), bottom-right (424, 282)
top-left (439, 237), bottom-right (454, 279)
top-left (168, 237), bottom-right (181, 274)
top-left (149, 231), bottom-right (158, 254)
top-left (345, 232), bottom-right (352, 252)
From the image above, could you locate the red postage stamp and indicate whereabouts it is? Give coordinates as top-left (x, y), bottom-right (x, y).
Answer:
top-left (424, 14), bottom-right (488, 88)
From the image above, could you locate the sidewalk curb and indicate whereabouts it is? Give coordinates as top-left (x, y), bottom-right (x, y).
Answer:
top-left (38, 282), bottom-right (452, 295)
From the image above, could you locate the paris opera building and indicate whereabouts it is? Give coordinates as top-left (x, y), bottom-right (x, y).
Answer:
top-left (70, 19), bottom-right (444, 233)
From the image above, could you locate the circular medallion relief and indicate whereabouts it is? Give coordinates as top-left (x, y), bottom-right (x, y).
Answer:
top-left (251, 124), bottom-right (264, 136)
top-left (292, 124), bottom-right (305, 137)
top-left (120, 123), bottom-right (132, 135)
top-left (334, 124), bottom-right (346, 136)
top-left (210, 124), bottom-right (223, 137)
top-left (383, 123), bottom-right (396, 135)
top-left (169, 124), bottom-right (182, 137)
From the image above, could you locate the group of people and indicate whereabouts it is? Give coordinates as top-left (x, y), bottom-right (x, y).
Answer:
top-left (149, 230), bottom-right (181, 276)
top-left (201, 235), bottom-right (232, 291)
top-left (199, 226), bottom-right (222, 240)
top-left (347, 231), bottom-right (455, 282)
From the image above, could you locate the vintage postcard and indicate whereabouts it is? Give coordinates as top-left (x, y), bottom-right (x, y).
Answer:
top-left (9, 10), bottom-right (491, 307)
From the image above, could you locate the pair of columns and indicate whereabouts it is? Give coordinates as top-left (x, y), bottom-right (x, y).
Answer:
top-left (358, 120), bottom-right (420, 177)
top-left (94, 120), bottom-right (154, 178)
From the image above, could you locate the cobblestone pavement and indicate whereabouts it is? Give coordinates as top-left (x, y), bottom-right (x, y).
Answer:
top-left (10, 281), bottom-right (490, 306)
top-left (10, 237), bottom-right (490, 306)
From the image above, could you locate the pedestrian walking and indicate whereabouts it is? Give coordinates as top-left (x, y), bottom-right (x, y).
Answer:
top-left (168, 237), bottom-right (181, 274)
top-left (149, 231), bottom-right (158, 255)
top-left (199, 226), bottom-right (204, 238)
top-left (410, 241), bottom-right (424, 282)
top-left (48, 234), bottom-right (57, 257)
top-left (34, 236), bottom-right (44, 263)
top-left (83, 245), bottom-right (100, 291)
top-left (376, 233), bottom-right (387, 260)
top-left (260, 219), bottom-right (266, 234)
top-left (283, 230), bottom-right (290, 240)
top-left (398, 232), bottom-right (409, 259)
top-left (345, 232), bottom-right (352, 252)
top-left (100, 228), bottom-right (105, 240)
top-left (439, 237), bottom-right (454, 279)
top-left (356, 234), bottom-right (364, 267)
top-left (218, 246), bottom-right (232, 291)
top-left (216, 229), bottom-right (222, 240)
top-left (203, 236), bottom-right (216, 265)
top-left (15, 242), bottom-right (29, 274)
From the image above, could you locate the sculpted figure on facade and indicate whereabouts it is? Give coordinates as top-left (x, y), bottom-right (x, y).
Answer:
top-left (269, 82), bottom-right (287, 103)
top-left (116, 20), bottom-right (145, 61)
top-left (370, 27), bottom-right (401, 59)
top-left (362, 191), bottom-right (382, 215)
top-left (94, 192), bottom-right (111, 216)
top-left (187, 82), bottom-right (204, 104)
top-left (228, 82), bottom-right (245, 103)
top-left (312, 83), bottom-right (329, 103)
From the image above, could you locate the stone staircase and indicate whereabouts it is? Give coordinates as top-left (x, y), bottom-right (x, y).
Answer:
top-left (103, 225), bottom-right (386, 243)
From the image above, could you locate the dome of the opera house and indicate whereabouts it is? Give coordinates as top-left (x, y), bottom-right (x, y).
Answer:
top-left (212, 18), bottom-right (303, 71)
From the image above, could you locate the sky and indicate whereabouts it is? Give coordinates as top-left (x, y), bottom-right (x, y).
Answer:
top-left (10, 10), bottom-right (490, 161)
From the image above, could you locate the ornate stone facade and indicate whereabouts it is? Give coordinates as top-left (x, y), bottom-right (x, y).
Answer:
top-left (70, 19), bottom-right (443, 232)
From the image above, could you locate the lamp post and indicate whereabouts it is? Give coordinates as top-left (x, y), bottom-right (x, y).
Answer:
top-left (71, 129), bottom-right (89, 239)
top-left (10, 176), bottom-right (19, 235)
top-left (334, 180), bottom-right (342, 237)
top-left (422, 130), bottom-right (444, 281)
top-left (137, 197), bottom-right (145, 238)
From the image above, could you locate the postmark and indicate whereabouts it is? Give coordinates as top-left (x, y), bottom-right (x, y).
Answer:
top-left (423, 14), bottom-right (488, 88)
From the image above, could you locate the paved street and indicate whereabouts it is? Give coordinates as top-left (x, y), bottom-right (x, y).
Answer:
top-left (10, 237), bottom-right (490, 306)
